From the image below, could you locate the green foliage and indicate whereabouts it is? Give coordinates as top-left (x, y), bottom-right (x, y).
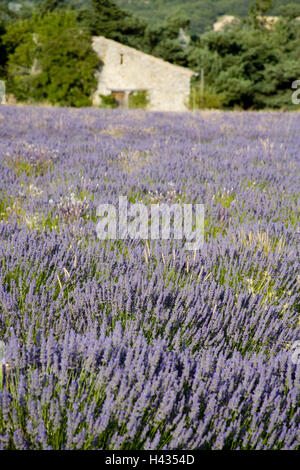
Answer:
top-left (128, 90), bottom-right (150, 109)
top-left (79, 0), bottom-right (148, 50)
top-left (142, 12), bottom-right (190, 66)
top-left (0, 22), bottom-right (7, 78)
top-left (0, 1), bottom-right (293, 34)
top-left (2, 17), bottom-right (33, 56)
top-left (99, 93), bottom-right (117, 108)
top-left (188, 85), bottom-right (226, 110)
top-left (249, 0), bottom-right (273, 16)
top-left (248, 0), bottom-right (273, 28)
top-left (188, 19), bottom-right (300, 109)
top-left (278, 3), bottom-right (300, 19)
top-left (39, 0), bottom-right (65, 15)
top-left (3, 18), bottom-right (37, 100)
top-left (115, 0), bottom-right (288, 34)
top-left (4, 10), bottom-right (99, 106)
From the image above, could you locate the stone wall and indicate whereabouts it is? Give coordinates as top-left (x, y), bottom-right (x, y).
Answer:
top-left (92, 37), bottom-right (194, 111)
top-left (213, 15), bottom-right (240, 32)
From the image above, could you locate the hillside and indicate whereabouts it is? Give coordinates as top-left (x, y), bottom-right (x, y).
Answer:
top-left (116, 0), bottom-right (289, 33)
top-left (1, 0), bottom-right (294, 33)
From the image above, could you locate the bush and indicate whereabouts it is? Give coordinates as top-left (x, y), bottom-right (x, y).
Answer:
top-left (99, 93), bottom-right (117, 108)
top-left (128, 90), bottom-right (149, 109)
top-left (188, 86), bottom-right (226, 109)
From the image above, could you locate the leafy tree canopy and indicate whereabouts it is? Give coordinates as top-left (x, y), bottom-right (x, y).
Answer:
top-left (3, 10), bottom-right (99, 106)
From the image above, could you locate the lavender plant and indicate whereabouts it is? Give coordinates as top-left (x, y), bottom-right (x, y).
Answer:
top-left (0, 106), bottom-right (299, 449)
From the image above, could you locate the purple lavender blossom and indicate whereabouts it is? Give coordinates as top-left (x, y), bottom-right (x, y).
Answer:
top-left (0, 106), bottom-right (299, 449)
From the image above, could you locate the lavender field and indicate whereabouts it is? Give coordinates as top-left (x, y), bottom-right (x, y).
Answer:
top-left (0, 106), bottom-right (299, 450)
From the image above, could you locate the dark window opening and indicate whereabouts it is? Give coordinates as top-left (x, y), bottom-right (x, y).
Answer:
top-left (120, 53), bottom-right (124, 65)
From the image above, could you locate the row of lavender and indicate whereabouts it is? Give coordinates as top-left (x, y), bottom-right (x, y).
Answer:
top-left (0, 106), bottom-right (299, 449)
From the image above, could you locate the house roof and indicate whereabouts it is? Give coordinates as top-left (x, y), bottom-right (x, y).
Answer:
top-left (92, 36), bottom-right (195, 77)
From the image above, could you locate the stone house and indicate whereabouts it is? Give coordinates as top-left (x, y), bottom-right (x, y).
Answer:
top-left (92, 36), bottom-right (195, 111)
top-left (213, 15), bottom-right (300, 32)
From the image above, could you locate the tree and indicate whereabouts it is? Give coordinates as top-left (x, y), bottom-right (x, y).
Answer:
top-left (143, 11), bottom-right (191, 65)
top-left (3, 18), bottom-right (36, 100)
top-left (187, 23), bottom-right (300, 110)
top-left (0, 21), bottom-right (7, 78)
top-left (278, 3), bottom-right (300, 20)
top-left (162, 10), bottom-right (190, 39)
top-left (250, 0), bottom-right (273, 15)
top-left (79, 0), bottom-right (147, 49)
top-left (249, 0), bottom-right (273, 29)
top-left (39, 0), bottom-right (65, 15)
top-left (4, 11), bottom-right (100, 106)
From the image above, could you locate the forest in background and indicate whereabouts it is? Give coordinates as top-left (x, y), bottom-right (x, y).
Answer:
top-left (0, 0), bottom-right (300, 109)
top-left (117, 0), bottom-right (298, 33)
top-left (0, 0), bottom-right (296, 33)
